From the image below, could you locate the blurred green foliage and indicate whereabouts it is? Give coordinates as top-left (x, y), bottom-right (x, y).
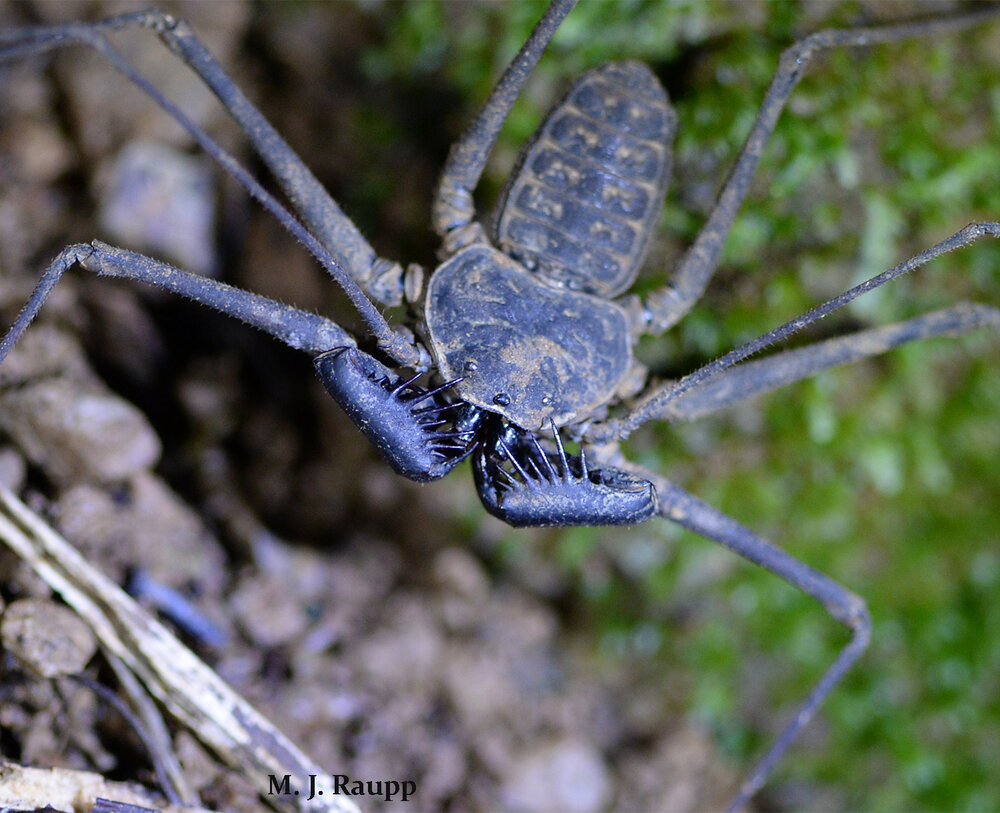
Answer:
top-left (355, 2), bottom-right (1000, 809)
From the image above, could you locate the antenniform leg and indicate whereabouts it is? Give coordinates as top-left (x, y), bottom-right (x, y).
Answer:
top-left (663, 303), bottom-right (1000, 422)
top-left (638, 6), bottom-right (1000, 334)
top-left (0, 245), bottom-right (473, 484)
top-left (633, 468), bottom-right (871, 812)
top-left (473, 418), bottom-right (657, 527)
top-left (591, 222), bottom-right (1000, 443)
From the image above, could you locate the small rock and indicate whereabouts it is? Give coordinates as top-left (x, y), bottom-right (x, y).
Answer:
top-left (0, 446), bottom-right (27, 491)
top-left (500, 739), bottom-right (611, 813)
top-left (230, 574), bottom-right (310, 648)
top-left (0, 378), bottom-right (161, 484)
top-left (1, 598), bottom-right (97, 678)
top-left (97, 141), bottom-right (218, 276)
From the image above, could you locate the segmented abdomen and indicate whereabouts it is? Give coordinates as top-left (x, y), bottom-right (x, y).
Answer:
top-left (495, 61), bottom-right (675, 298)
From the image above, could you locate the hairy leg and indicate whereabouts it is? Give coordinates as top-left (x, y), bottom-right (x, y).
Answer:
top-left (590, 222), bottom-right (1000, 443)
top-left (657, 303), bottom-right (1000, 422)
top-left (626, 465), bottom-right (871, 811)
top-left (0, 242), bottom-right (351, 366)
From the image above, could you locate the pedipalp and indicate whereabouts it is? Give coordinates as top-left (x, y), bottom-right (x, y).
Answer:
top-left (314, 347), bottom-right (474, 482)
top-left (474, 418), bottom-right (657, 527)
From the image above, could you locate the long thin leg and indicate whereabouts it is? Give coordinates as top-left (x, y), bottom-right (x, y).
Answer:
top-left (111, 11), bottom-right (391, 296)
top-left (631, 467), bottom-right (871, 811)
top-left (589, 221), bottom-right (1000, 443)
top-left (0, 11), bottom-right (385, 298)
top-left (0, 242), bottom-right (351, 366)
top-left (0, 19), bottom-right (419, 367)
top-left (660, 302), bottom-right (1000, 422)
top-left (432, 0), bottom-right (576, 247)
top-left (639, 6), bottom-right (1000, 335)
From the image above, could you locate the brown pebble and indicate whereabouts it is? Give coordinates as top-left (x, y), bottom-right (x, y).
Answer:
top-left (1, 598), bottom-right (97, 678)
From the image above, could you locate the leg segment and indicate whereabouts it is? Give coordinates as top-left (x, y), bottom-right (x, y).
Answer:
top-left (589, 221), bottom-right (1000, 443)
top-left (634, 469), bottom-right (871, 811)
top-left (432, 0), bottom-right (576, 248)
top-left (662, 302), bottom-right (1000, 422)
top-left (639, 6), bottom-right (1000, 334)
top-left (0, 242), bottom-right (351, 366)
